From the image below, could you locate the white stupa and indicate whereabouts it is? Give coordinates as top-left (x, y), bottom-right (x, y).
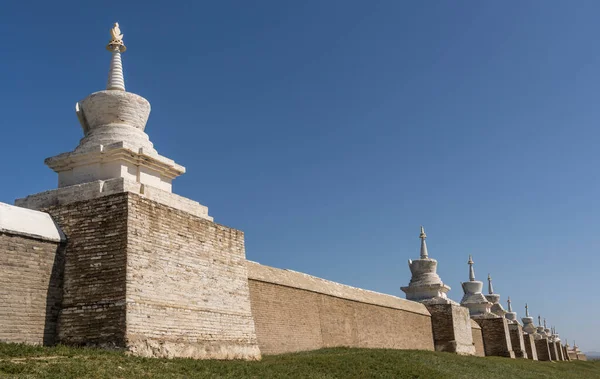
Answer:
top-left (401, 227), bottom-right (456, 304)
top-left (460, 255), bottom-right (495, 318)
top-left (521, 303), bottom-right (537, 334)
top-left (504, 297), bottom-right (518, 324)
top-left (16, 23), bottom-right (211, 220)
top-left (484, 274), bottom-right (507, 318)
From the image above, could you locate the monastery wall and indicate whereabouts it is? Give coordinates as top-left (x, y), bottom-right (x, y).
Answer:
top-left (0, 203), bottom-right (65, 345)
top-left (247, 261), bottom-right (434, 355)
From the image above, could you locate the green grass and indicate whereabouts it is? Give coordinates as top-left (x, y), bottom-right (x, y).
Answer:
top-left (1, 343), bottom-right (599, 379)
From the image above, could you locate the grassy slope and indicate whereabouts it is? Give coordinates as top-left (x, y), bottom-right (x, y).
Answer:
top-left (1, 343), bottom-right (599, 379)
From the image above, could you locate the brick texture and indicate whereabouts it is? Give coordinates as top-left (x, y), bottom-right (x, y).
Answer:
top-left (535, 339), bottom-right (551, 361)
top-left (548, 341), bottom-right (560, 361)
top-left (476, 318), bottom-right (515, 358)
top-left (248, 279), bottom-right (434, 355)
top-left (42, 193), bottom-right (260, 359)
top-left (125, 194), bottom-right (260, 359)
top-left (471, 322), bottom-right (485, 357)
top-left (0, 233), bottom-right (64, 345)
top-left (45, 194), bottom-right (129, 347)
top-left (508, 323), bottom-right (527, 358)
top-left (555, 341), bottom-right (565, 361)
top-left (523, 334), bottom-right (538, 360)
top-left (425, 304), bottom-right (475, 355)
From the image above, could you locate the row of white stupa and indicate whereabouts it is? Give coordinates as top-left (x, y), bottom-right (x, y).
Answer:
top-left (400, 227), bottom-right (578, 349)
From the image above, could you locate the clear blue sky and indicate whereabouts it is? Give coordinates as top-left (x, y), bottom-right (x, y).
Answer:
top-left (2, 1), bottom-right (598, 351)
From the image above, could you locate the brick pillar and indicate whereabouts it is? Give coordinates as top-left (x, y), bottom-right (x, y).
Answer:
top-left (45, 192), bottom-right (261, 360)
top-left (523, 334), bottom-right (538, 360)
top-left (548, 341), bottom-right (558, 360)
top-left (534, 338), bottom-right (551, 361)
top-left (475, 318), bottom-right (515, 358)
top-left (507, 323), bottom-right (527, 359)
top-left (425, 304), bottom-right (476, 355)
top-left (554, 342), bottom-right (564, 361)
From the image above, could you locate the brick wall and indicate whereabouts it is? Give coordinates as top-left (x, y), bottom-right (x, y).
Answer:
top-left (471, 321), bottom-right (485, 357)
top-left (475, 318), bottom-right (515, 358)
top-left (45, 194), bottom-right (128, 347)
top-left (125, 194), bottom-right (260, 359)
top-left (0, 233), bottom-right (64, 345)
top-left (247, 262), bottom-right (434, 355)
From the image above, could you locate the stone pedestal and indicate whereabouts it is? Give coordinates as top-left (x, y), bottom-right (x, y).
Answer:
top-left (508, 323), bottom-right (527, 359)
top-left (534, 339), bottom-right (552, 361)
top-left (39, 192), bottom-right (260, 360)
top-left (475, 318), bottom-right (515, 358)
top-left (425, 304), bottom-right (476, 355)
top-left (523, 334), bottom-right (538, 360)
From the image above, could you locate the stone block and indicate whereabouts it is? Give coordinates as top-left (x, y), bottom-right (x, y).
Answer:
top-left (475, 318), bottom-right (515, 358)
top-left (425, 304), bottom-right (476, 355)
top-left (508, 323), bottom-right (527, 359)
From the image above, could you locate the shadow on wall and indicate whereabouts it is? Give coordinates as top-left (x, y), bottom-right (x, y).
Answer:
top-left (43, 243), bottom-right (66, 346)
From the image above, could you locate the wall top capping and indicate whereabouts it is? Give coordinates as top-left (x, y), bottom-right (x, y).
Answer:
top-left (0, 202), bottom-right (65, 242)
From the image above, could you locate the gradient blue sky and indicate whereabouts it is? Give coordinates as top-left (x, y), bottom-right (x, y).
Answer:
top-left (2, 1), bottom-right (598, 351)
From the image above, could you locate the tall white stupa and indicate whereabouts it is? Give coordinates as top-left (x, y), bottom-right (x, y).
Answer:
top-left (460, 255), bottom-right (495, 318)
top-left (401, 227), bottom-right (455, 304)
top-left (16, 23), bottom-right (211, 220)
top-left (484, 274), bottom-right (507, 318)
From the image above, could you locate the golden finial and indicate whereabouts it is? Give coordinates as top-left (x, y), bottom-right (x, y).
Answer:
top-left (107, 22), bottom-right (126, 52)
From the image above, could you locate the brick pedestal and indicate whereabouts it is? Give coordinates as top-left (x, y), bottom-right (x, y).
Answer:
top-left (508, 323), bottom-right (527, 359)
top-left (475, 318), bottom-right (515, 358)
top-left (425, 304), bottom-right (476, 355)
top-left (44, 192), bottom-right (261, 360)
top-left (554, 342), bottom-right (564, 361)
top-left (523, 334), bottom-right (538, 360)
top-left (535, 338), bottom-right (552, 361)
top-left (548, 341), bottom-right (559, 361)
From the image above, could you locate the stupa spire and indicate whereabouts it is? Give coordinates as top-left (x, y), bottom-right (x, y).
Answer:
top-left (468, 255), bottom-right (475, 281)
top-left (538, 315), bottom-right (542, 326)
top-left (507, 296), bottom-right (512, 312)
top-left (544, 318), bottom-right (547, 329)
top-left (525, 303), bottom-right (529, 317)
top-left (487, 273), bottom-right (494, 294)
top-left (106, 22), bottom-right (126, 91)
top-left (419, 226), bottom-right (428, 259)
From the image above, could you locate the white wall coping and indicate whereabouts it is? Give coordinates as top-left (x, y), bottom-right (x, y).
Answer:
top-left (0, 202), bottom-right (65, 242)
top-left (247, 260), bottom-right (431, 317)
